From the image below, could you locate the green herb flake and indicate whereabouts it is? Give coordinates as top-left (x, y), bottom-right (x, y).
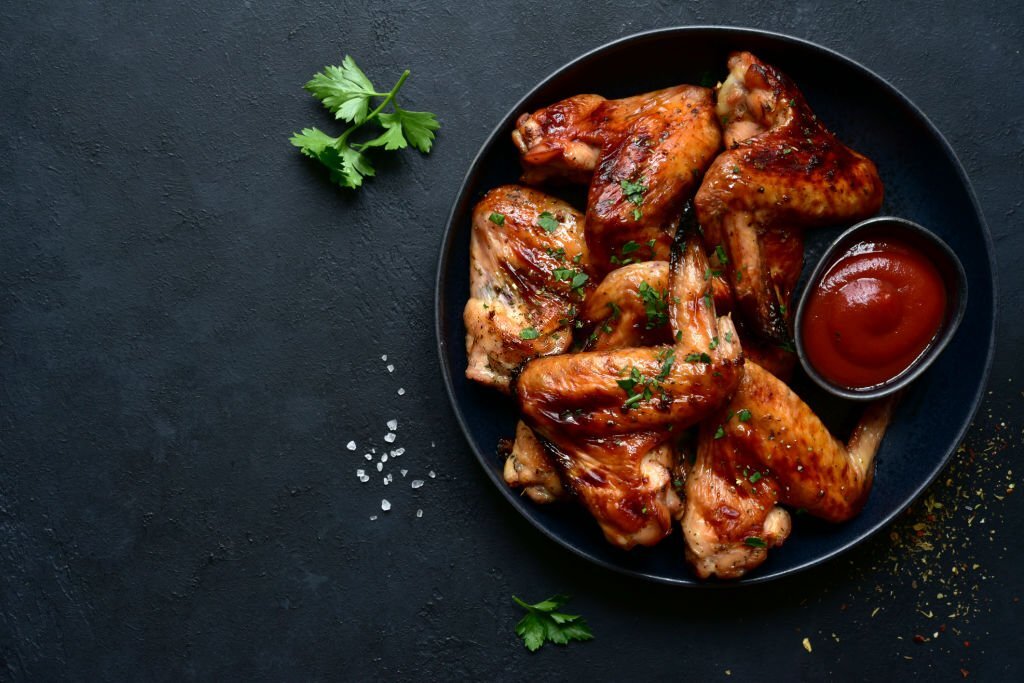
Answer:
top-left (713, 425), bottom-right (725, 440)
top-left (738, 409), bottom-right (752, 422)
top-left (489, 212), bottom-right (505, 226)
top-left (744, 536), bottom-right (767, 548)
top-left (519, 327), bottom-right (540, 340)
top-left (748, 471), bottom-right (762, 484)
top-left (714, 244), bottom-right (729, 265)
top-left (537, 211), bottom-right (559, 233)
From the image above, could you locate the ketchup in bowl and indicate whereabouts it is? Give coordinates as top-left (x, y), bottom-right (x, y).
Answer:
top-left (800, 237), bottom-right (947, 390)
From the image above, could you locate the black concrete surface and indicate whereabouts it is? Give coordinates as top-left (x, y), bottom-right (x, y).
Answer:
top-left (2, 1), bottom-right (1022, 680)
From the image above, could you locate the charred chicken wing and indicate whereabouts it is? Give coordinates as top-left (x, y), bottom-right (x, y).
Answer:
top-left (515, 217), bottom-right (743, 549)
top-left (682, 362), bottom-right (896, 579)
top-left (695, 52), bottom-right (884, 342)
top-left (464, 185), bottom-right (591, 393)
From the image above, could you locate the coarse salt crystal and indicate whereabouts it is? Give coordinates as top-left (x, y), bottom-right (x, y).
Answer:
top-left (381, 454), bottom-right (389, 463)
top-left (359, 475), bottom-right (369, 483)
top-left (397, 388), bottom-right (405, 396)
top-left (431, 441), bottom-right (435, 448)
top-left (416, 509), bottom-right (423, 518)
top-left (383, 477), bottom-right (389, 486)
top-left (346, 441), bottom-right (357, 451)
top-left (428, 471), bottom-right (436, 478)
top-left (381, 354), bottom-right (387, 361)
top-left (401, 469), bottom-right (408, 477)
top-left (364, 453), bottom-right (372, 461)
top-left (387, 419), bottom-right (398, 431)
top-left (376, 462), bottom-right (383, 472)
top-left (384, 433), bottom-right (396, 443)
top-left (381, 499), bottom-right (391, 511)
top-left (387, 364), bottom-right (395, 373)
top-left (411, 480), bottom-right (424, 489)
top-left (392, 447), bottom-right (405, 456)
top-left (370, 515), bottom-right (378, 521)
top-left (356, 469), bottom-right (365, 477)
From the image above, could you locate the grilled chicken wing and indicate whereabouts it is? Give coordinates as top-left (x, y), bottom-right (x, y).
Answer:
top-left (514, 86), bottom-right (722, 276)
top-left (515, 216), bottom-right (743, 548)
top-left (464, 185), bottom-right (591, 393)
top-left (695, 52), bottom-right (884, 342)
top-left (682, 362), bottom-right (896, 579)
top-left (502, 420), bottom-right (567, 504)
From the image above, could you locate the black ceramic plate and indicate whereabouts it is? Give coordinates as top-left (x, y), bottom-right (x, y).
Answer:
top-left (435, 27), bottom-right (996, 585)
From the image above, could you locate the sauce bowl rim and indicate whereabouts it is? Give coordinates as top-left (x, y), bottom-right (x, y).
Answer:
top-left (792, 215), bottom-right (969, 401)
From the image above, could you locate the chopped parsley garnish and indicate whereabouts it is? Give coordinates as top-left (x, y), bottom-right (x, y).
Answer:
top-left (684, 352), bottom-right (712, 364)
top-left (709, 336), bottom-right (719, 351)
top-left (607, 301), bottom-right (622, 319)
top-left (714, 244), bottom-right (729, 265)
top-left (553, 267), bottom-right (589, 297)
top-left (619, 178), bottom-right (647, 221)
top-left (702, 291), bottom-right (713, 309)
top-left (656, 347), bottom-right (675, 381)
top-left (744, 536), bottom-right (767, 548)
top-left (537, 211), bottom-right (559, 233)
top-left (713, 425), bottom-right (725, 439)
top-left (519, 327), bottom-right (539, 340)
top-left (618, 354), bottom-right (673, 410)
top-left (489, 212), bottom-right (505, 226)
top-left (513, 595), bottom-right (593, 652)
top-left (731, 165), bottom-right (741, 174)
top-left (546, 246), bottom-right (566, 260)
top-left (704, 267), bottom-right (723, 281)
top-left (724, 331), bottom-right (734, 343)
top-left (737, 409), bottom-right (752, 422)
top-left (637, 281), bottom-right (669, 329)
top-left (748, 471), bottom-right (762, 484)
top-left (778, 303), bottom-right (787, 315)
top-left (778, 339), bottom-right (796, 353)
top-left (621, 240), bottom-right (640, 254)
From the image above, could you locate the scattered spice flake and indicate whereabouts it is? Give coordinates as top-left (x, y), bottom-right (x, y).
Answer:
top-left (802, 637), bottom-right (812, 653)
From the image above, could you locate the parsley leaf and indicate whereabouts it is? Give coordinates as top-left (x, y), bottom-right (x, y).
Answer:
top-left (489, 212), bottom-right (506, 226)
top-left (637, 281), bottom-right (669, 329)
top-left (513, 595), bottom-right (593, 652)
top-left (291, 56), bottom-right (440, 190)
top-left (744, 536), bottom-right (767, 548)
top-left (537, 211), bottom-right (560, 233)
top-left (520, 328), bottom-right (540, 340)
top-left (737, 408), bottom-right (752, 422)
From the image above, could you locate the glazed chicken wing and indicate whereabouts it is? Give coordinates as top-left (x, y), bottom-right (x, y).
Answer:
top-left (682, 362), bottom-right (896, 579)
top-left (514, 86), bottom-right (722, 276)
top-left (696, 52), bottom-right (884, 342)
top-left (515, 216), bottom-right (743, 548)
top-left (464, 185), bottom-right (591, 393)
top-left (502, 420), bottom-right (567, 504)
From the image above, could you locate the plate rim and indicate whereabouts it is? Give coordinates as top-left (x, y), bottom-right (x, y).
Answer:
top-left (433, 25), bottom-right (998, 587)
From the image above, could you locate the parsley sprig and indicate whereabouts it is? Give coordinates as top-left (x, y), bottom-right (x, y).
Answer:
top-left (290, 56), bottom-right (440, 189)
top-left (513, 595), bottom-right (593, 652)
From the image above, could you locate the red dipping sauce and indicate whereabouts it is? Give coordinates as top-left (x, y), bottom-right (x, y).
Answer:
top-left (801, 238), bottom-right (947, 389)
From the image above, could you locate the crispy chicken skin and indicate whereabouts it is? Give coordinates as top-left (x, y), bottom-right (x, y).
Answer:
top-left (579, 261), bottom-right (674, 351)
top-left (464, 185), bottom-right (591, 393)
top-left (515, 219), bottom-right (743, 549)
top-left (683, 362), bottom-right (896, 579)
top-left (696, 51), bottom-right (884, 342)
top-left (514, 86), bottom-right (722, 276)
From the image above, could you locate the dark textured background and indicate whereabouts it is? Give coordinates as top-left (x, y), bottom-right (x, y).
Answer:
top-left (1, 1), bottom-right (1022, 680)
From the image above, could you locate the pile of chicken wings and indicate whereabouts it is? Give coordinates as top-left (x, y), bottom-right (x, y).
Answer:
top-left (464, 52), bottom-right (894, 579)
